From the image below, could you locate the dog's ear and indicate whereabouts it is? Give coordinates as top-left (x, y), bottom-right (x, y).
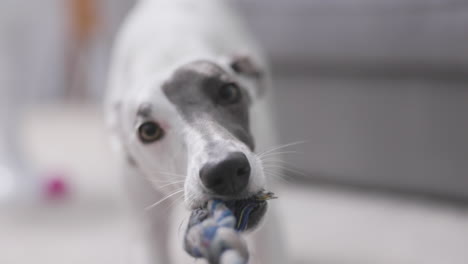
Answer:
top-left (230, 55), bottom-right (263, 78)
top-left (229, 55), bottom-right (267, 97)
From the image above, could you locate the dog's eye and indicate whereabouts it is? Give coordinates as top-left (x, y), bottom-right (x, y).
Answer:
top-left (138, 121), bottom-right (164, 143)
top-left (218, 83), bottom-right (241, 105)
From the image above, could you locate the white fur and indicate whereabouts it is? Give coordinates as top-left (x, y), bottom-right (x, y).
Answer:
top-left (105, 0), bottom-right (285, 263)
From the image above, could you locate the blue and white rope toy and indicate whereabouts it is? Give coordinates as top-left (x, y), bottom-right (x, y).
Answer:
top-left (184, 191), bottom-right (276, 264)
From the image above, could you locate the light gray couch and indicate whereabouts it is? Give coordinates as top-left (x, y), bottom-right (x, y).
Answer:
top-left (236, 0), bottom-right (468, 200)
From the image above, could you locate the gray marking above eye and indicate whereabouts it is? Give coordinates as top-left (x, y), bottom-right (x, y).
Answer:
top-left (137, 103), bottom-right (153, 118)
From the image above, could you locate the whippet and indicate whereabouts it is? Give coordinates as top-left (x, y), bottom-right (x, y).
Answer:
top-left (106, 0), bottom-right (286, 262)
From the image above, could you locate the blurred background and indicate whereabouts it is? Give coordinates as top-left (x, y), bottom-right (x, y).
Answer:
top-left (0, 0), bottom-right (467, 263)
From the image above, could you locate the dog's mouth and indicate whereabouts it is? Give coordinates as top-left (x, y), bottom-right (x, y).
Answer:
top-left (220, 191), bottom-right (276, 231)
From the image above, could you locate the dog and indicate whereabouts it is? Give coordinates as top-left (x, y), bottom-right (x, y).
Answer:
top-left (106, 0), bottom-right (286, 263)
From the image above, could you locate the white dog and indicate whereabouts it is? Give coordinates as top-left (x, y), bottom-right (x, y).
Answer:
top-left (106, 0), bottom-right (286, 263)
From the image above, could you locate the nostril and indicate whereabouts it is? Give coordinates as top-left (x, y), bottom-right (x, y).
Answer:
top-left (237, 166), bottom-right (250, 177)
top-left (212, 177), bottom-right (223, 187)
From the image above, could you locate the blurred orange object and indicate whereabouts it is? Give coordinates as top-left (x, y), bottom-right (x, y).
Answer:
top-left (66, 0), bottom-right (100, 100)
top-left (69, 0), bottom-right (99, 46)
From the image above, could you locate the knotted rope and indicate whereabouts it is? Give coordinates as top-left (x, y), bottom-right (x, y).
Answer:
top-left (184, 191), bottom-right (276, 264)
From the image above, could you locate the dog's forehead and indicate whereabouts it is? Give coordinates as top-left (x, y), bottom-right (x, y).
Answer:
top-left (178, 60), bottom-right (226, 76)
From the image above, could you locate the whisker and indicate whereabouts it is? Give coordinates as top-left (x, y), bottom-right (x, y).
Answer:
top-left (163, 192), bottom-right (185, 212)
top-left (178, 215), bottom-right (189, 240)
top-left (182, 191), bottom-right (197, 209)
top-left (257, 140), bottom-right (307, 158)
top-left (262, 161), bottom-right (304, 174)
top-left (154, 171), bottom-right (186, 178)
top-left (261, 158), bottom-right (298, 164)
top-left (147, 178), bottom-right (185, 184)
top-left (145, 189), bottom-right (184, 211)
top-left (263, 169), bottom-right (294, 183)
top-left (258, 150), bottom-right (302, 160)
top-left (262, 164), bottom-right (307, 177)
top-left (265, 173), bottom-right (291, 184)
top-left (154, 180), bottom-right (185, 189)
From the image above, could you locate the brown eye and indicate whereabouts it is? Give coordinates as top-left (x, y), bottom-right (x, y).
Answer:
top-left (218, 83), bottom-right (241, 105)
top-left (138, 121), bottom-right (164, 143)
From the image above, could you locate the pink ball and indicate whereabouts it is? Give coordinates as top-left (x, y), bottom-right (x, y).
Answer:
top-left (44, 174), bottom-right (69, 200)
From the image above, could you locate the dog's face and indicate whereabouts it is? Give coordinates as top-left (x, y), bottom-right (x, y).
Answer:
top-left (118, 57), bottom-right (266, 213)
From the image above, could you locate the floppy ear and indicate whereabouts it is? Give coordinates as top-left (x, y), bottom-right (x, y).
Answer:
top-left (229, 55), bottom-right (267, 97)
top-left (230, 55), bottom-right (263, 78)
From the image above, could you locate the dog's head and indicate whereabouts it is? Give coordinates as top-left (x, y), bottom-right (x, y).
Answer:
top-left (111, 56), bottom-right (268, 220)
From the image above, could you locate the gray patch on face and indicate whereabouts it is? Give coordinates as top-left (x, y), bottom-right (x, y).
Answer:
top-left (126, 152), bottom-right (138, 167)
top-left (137, 103), bottom-right (152, 118)
top-left (162, 60), bottom-right (254, 150)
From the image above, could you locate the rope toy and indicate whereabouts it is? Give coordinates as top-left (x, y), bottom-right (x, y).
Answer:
top-left (184, 191), bottom-right (276, 264)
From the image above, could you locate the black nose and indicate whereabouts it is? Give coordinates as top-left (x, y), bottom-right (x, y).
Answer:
top-left (199, 152), bottom-right (251, 195)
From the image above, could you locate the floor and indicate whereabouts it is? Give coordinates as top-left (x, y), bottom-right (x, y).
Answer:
top-left (1, 104), bottom-right (468, 264)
